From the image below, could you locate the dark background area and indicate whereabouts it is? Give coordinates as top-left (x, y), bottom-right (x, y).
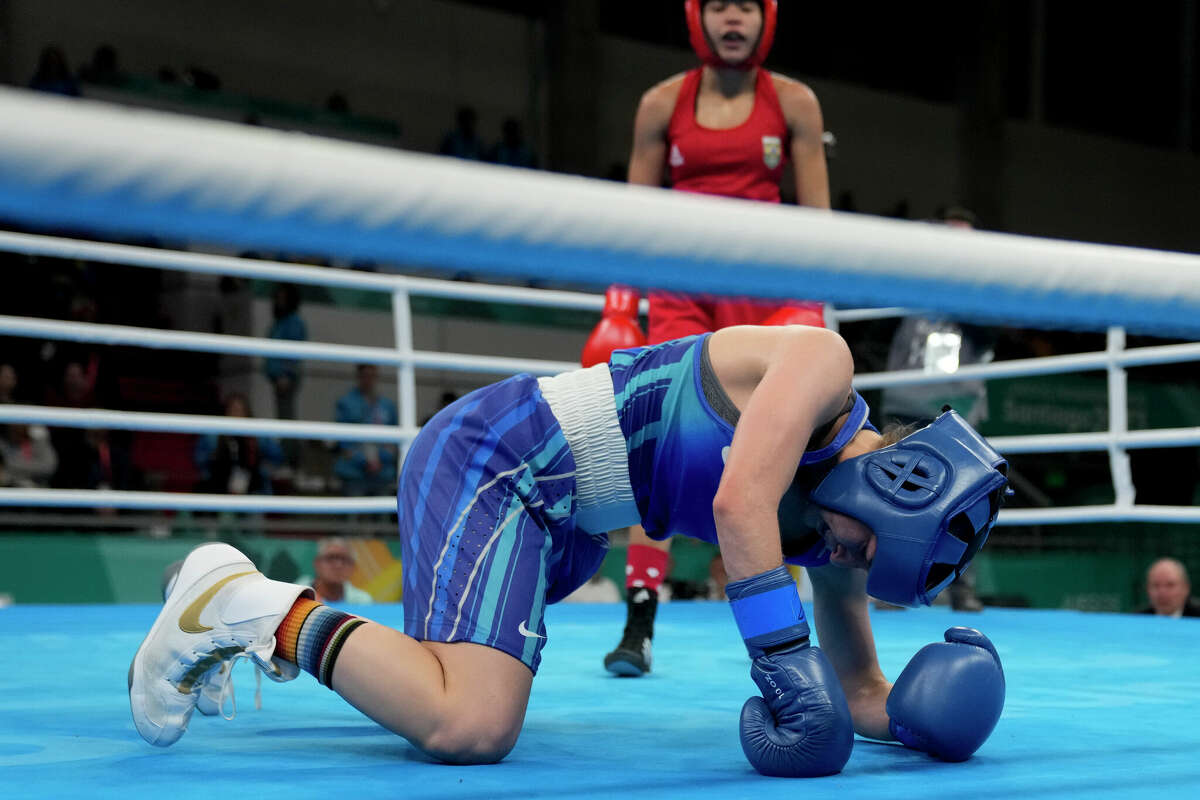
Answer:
top-left (467, 0), bottom-right (1199, 153)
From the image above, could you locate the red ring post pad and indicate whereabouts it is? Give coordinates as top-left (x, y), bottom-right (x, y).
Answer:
top-left (726, 566), bottom-right (810, 658)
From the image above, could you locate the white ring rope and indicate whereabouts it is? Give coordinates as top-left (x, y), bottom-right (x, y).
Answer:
top-left (4, 309), bottom-right (1200, 389)
top-left (997, 506), bottom-right (1200, 525)
top-left (0, 229), bottom-right (908, 324)
top-left (0, 487), bottom-right (395, 514)
top-left (0, 405), bottom-right (414, 443)
top-left (0, 405), bottom-right (1197, 455)
top-left (854, 341), bottom-right (1200, 389)
top-left (988, 428), bottom-right (1200, 454)
top-left (0, 314), bottom-right (580, 376)
top-left (0, 230), bottom-right (617, 312)
top-left (3, 90), bottom-right (1200, 336)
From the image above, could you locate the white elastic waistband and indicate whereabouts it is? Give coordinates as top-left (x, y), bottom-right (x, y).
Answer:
top-left (538, 364), bottom-right (640, 534)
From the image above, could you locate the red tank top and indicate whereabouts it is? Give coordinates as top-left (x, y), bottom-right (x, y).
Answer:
top-left (666, 68), bottom-right (789, 203)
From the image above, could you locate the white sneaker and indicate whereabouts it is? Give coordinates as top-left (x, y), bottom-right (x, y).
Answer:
top-left (162, 559), bottom-right (237, 718)
top-left (129, 543), bottom-right (312, 746)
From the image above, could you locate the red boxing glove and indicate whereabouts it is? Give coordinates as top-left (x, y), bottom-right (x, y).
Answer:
top-left (582, 285), bottom-right (646, 367)
top-left (761, 303), bottom-right (826, 329)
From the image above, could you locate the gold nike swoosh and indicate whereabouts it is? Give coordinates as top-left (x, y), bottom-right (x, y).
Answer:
top-left (178, 571), bottom-right (256, 634)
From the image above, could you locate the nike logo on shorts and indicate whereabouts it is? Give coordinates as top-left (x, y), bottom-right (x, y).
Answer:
top-left (517, 620), bottom-right (545, 639)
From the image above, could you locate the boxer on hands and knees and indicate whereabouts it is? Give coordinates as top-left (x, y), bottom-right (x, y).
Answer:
top-left (131, 326), bottom-right (1008, 776)
top-left (595, 0), bottom-right (829, 676)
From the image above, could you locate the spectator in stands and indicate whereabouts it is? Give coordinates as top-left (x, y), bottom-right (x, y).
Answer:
top-left (193, 393), bottom-right (283, 495)
top-left (53, 427), bottom-right (137, 493)
top-left (45, 358), bottom-right (113, 490)
top-left (304, 537), bottom-right (373, 604)
top-left (49, 359), bottom-right (97, 408)
top-left (79, 44), bottom-right (126, 87)
top-left (489, 117), bottom-right (537, 168)
top-left (29, 45), bottom-right (79, 97)
top-left (440, 106), bottom-right (483, 161)
top-left (880, 206), bottom-right (991, 612)
top-left (264, 284), bottom-right (307, 423)
top-left (37, 296), bottom-right (103, 409)
top-left (1141, 558), bottom-right (1200, 618)
top-left (882, 206), bottom-right (991, 427)
top-left (333, 364), bottom-right (398, 496)
top-left (0, 424), bottom-right (58, 488)
top-left (0, 363), bottom-right (17, 404)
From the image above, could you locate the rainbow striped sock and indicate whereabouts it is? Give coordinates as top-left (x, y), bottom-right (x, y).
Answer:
top-left (274, 598), bottom-right (365, 688)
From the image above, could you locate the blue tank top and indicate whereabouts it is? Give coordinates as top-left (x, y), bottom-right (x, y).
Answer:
top-left (608, 333), bottom-right (873, 566)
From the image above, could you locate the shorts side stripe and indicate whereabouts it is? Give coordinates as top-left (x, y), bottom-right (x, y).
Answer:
top-left (423, 462), bottom-right (529, 638)
top-left (447, 493), bottom-right (527, 640)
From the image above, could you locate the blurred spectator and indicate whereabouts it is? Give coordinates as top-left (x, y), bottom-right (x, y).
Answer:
top-left (1140, 558), bottom-right (1200, 618)
top-left (880, 206), bottom-right (991, 613)
top-left (263, 284), bottom-right (307, 423)
top-left (562, 571), bottom-right (621, 603)
top-left (29, 45), bottom-right (80, 97)
top-left (41, 293), bottom-right (104, 408)
top-left (440, 106), bottom-right (483, 161)
top-left (489, 117), bottom-right (537, 168)
top-left (43, 358), bottom-right (104, 491)
top-left (0, 364), bottom-right (17, 404)
top-left (31, 357), bottom-right (111, 490)
top-left (46, 359), bottom-right (98, 408)
top-left (211, 275), bottom-right (252, 337)
top-left (78, 44), bottom-right (126, 87)
top-left (53, 428), bottom-right (137, 493)
top-left (0, 424), bottom-right (58, 488)
top-left (333, 364), bottom-right (398, 496)
top-left (881, 207), bottom-right (992, 429)
top-left (303, 537), bottom-right (373, 604)
top-left (194, 393), bottom-right (283, 495)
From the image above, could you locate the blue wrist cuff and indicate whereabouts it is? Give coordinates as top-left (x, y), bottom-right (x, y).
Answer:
top-left (727, 566), bottom-right (810, 656)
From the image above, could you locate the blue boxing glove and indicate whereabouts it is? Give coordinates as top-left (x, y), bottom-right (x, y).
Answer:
top-left (886, 627), bottom-right (1005, 762)
top-left (728, 566), bottom-right (853, 777)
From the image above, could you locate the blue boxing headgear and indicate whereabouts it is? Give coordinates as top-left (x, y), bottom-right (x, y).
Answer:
top-left (809, 409), bottom-right (1009, 607)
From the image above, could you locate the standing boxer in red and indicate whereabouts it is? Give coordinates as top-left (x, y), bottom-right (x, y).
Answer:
top-left (584, 0), bottom-right (834, 676)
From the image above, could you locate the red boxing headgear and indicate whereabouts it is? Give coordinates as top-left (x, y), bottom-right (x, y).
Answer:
top-left (685, 0), bottom-right (777, 70)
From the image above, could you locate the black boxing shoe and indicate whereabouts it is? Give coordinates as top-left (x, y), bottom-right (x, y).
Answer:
top-left (604, 587), bottom-right (657, 677)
